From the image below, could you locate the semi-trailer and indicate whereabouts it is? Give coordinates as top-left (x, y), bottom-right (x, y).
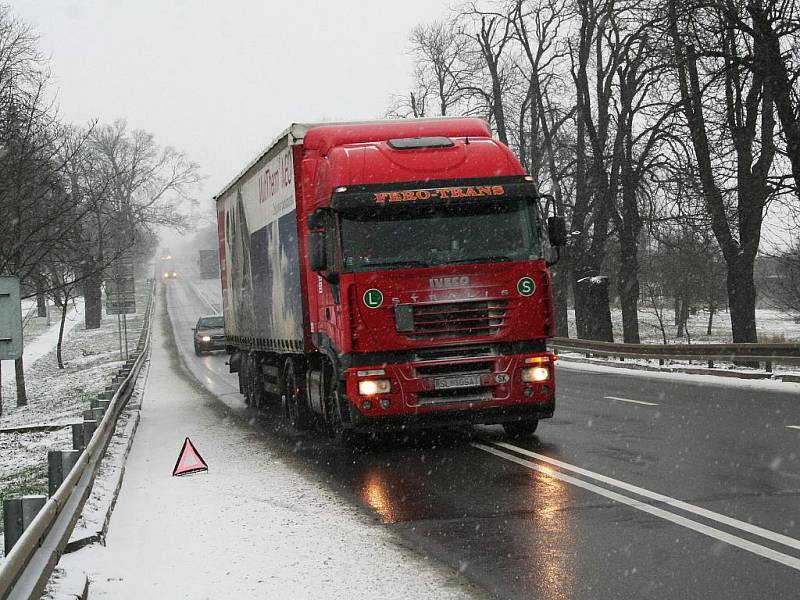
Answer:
top-left (215, 118), bottom-right (566, 443)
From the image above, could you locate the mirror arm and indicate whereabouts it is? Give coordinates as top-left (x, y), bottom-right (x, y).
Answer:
top-left (546, 246), bottom-right (562, 268)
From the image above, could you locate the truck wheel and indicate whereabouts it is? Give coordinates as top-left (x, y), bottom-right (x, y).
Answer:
top-left (241, 355), bottom-right (253, 406)
top-left (194, 343), bottom-right (202, 356)
top-left (502, 419), bottom-right (539, 438)
top-left (283, 360), bottom-right (312, 431)
top-left (327, 387), bottom-right (364, 447)
top-left (249, 356), bottom-right (266, 410)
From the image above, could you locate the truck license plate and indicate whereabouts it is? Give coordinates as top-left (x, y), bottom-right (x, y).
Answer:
top-left (434, 374), bottom-right (481, 390)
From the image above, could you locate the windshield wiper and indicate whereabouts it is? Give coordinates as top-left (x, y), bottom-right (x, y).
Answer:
top-left (447, 255), bottom-right (515, 265)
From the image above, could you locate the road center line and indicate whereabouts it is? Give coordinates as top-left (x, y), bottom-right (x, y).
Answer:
top-left (473, 443), bottom-right (800, 571)
top-left (604, 395), bottom-right (659, 406)
top-left (491, 440), bottom-right (800, 553)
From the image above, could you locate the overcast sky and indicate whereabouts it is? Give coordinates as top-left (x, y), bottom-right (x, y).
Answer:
top-left (11, 0), bottom-right (453, 209)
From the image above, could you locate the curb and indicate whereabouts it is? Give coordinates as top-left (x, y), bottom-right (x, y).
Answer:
top-left (65, 358), bottom-right (148, 552)
top-left (556, 353), bottom-right (783, 380)
top-left (49, 570), bottom-right (89, 599)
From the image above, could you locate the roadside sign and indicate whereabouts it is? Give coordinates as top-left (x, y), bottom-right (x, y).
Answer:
top-left (0, 276), bottom-right (23, 360)
top-left (106, 259), bottom-right (137, 315)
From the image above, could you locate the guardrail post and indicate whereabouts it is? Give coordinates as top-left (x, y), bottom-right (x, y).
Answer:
top-left (82, 419), bottom-right (97, 447)
top-left (708, 360), bottom-right (714, 369)
top-left (3, 495), bottom-right (47, 555)
top-left (765, 361), bottom-right (772, 373)
top-left (48, 450), bottom-right (81, 497)
top-left (90, 398), bottom-right (111, 412)
top-left (72, 423), bottom-right (85, 451)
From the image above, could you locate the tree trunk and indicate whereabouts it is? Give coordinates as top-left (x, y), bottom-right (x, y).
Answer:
top-left (707, 300), bottom-right (715, 336)
top-left (83, 263), bottom-right (102, 330)
top-left (552, 262), bottom-right (570, 337)
top-left (726, 256), bottom-right (758, 343)
top-left (574, 269), bottom-right (614, 341)
top-left (0, 361), bottom-right (3, 417)
top-left (617, 231), bottom-right (641, 343)
top-left (15, 357), bottom-right (27, 406)
top-left (676, 298), bottom-right (689, 338)
top-left (57, 299), bottom-right (68, 369)
top-left (36, 291), bottom-right (46, 318)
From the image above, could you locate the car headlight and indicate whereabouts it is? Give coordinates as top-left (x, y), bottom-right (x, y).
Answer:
top-left (172, 272), bottom-right (177, 277)
top-left (521, 366), bottom-right (549, 382)
top-left (358, 379), bottom-right (391, 395)
top-left (201, 335), bottom-right (211, 342)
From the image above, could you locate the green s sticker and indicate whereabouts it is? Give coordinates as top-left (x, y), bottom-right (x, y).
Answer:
top-left (517, 277), bottom-right (536, 296)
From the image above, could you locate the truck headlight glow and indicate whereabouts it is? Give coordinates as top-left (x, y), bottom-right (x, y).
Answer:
top-left (358, 379), bottom-right (391, 395)
top-left (521, 366), bottom-right (549, 383)
top-left (201, 335), bottom-right (211, 342)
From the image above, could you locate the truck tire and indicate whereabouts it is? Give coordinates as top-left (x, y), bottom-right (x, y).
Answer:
top-left (502, 419), bottom-right (539, 438)
top-left (249, 355), bottom-right (266, 410)
top-left (283, 359), bottom-right (312, 431)
top-left (241, 354), bottom-right (253, 407)
top-left (327, 386), bottom-right (365, 447)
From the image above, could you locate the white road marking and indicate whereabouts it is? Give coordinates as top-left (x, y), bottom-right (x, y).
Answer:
top-left (605, 395), bottom-right (659, 406)
top-left (786, 426), bottom-right (800, 431)
top-left (491, 441), bottom-right (800, 553)
top-left (191, 283), bottom-right (219, 314)
top-left (473, 443), bottom-right (800, 571)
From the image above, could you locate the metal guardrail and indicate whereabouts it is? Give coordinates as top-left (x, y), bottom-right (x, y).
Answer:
top-left (550, 337), bottom-right (800, 366)
top-left (0, 279), bottom-right (155, 600)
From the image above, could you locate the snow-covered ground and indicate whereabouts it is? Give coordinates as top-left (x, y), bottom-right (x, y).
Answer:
top-left (57, 292), bottom-right (481, 599)
top-left (565, 306), bottom-right (800, 344)
top-left (0, 286), bottom-right (150, 555)
top-left (0, 298), bottom-right (84, 391)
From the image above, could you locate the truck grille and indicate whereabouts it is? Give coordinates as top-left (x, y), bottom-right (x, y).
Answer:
top-left (398, 299), bottom-right (508, 340)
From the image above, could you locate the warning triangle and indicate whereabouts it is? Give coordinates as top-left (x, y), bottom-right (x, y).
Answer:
top-left (172, 437), bottom-right (208, 477)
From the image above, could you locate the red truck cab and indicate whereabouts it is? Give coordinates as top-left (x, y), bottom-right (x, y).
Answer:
top-left (295, 119), bottom-right (561, 438)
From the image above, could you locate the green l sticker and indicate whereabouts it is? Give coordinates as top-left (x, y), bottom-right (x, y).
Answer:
top-left (517, 277), bottom-right (536, 296)
top-left (363, 288), bottom-right (383, 308)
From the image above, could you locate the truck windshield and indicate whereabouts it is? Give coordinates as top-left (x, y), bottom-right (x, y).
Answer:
top-left (339, 199), bottom-right (541, 272)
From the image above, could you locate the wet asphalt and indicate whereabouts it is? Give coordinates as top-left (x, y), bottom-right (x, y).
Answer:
top-left (164, 268), bottom-right (800, 600)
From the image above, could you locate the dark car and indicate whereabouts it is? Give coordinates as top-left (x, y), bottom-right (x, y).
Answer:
top-left (193, 315), bottom-right (225, 355)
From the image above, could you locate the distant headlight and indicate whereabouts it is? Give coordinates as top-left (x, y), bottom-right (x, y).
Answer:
top-left (162, 272), bottom-right (169, 278)
top-left (521, 366), bottom-right (549, 382)
top-left (172, 272), bottom-right (177, 277)
top-left (201, 335), bottom-right (211, 342)
top-left (358, 379), bottom-right (391, 395)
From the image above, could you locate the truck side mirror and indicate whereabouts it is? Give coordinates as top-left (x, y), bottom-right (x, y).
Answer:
top-left (307, 210), bottom-right (326, 230)
top-left (308, 231), bottom-right (327, 272)
top-left (547, 216), bottom-right (567, 247)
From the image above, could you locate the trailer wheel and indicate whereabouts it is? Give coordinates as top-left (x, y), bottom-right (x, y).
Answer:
top-left (241, 354), bottom-right (252, 406)
top-left (249, 355), bottom-right (266, 410)
top-left (283, 359), bottom-right (312, 431)
top-left (502, 419), bottom-right (539, 438)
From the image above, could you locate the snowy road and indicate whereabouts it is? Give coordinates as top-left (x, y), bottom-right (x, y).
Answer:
top-left (75, 260), bottom-right (800, 599)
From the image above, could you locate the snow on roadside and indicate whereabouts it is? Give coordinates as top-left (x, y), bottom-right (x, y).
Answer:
top-left (558, 359), bottom-right (800, 394)
top-left (0, 298), bottom-right (85, 391)
top-left (0, 292), bottom-right (148, 554)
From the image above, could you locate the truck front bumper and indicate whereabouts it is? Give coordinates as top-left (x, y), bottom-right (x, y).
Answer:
top-left (342, 351), bottom-right (556, 430)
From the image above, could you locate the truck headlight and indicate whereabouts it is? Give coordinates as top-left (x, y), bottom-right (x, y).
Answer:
top-left (521, 366), bottom-right (549, 382)
top-left (358, 379), bottom-right (391, 395)
top-left (201, 335), bottom-right (211, 342)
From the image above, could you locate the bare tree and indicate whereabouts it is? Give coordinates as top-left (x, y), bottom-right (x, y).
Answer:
top-left (668, 0), bottom-right (777, 343)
